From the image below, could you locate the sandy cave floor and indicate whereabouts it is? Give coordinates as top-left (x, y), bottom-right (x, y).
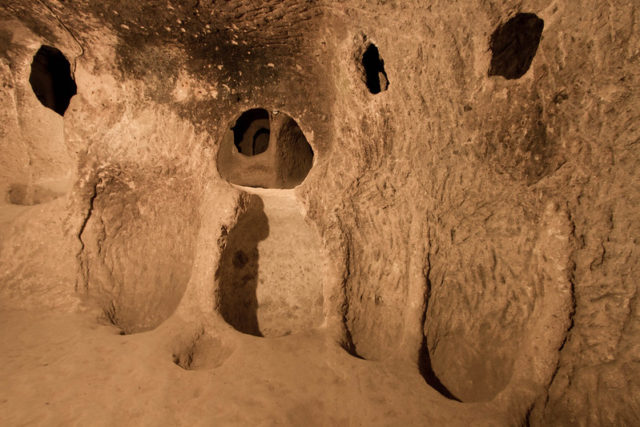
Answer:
top-left (0, 308), bottom-right (491, 426)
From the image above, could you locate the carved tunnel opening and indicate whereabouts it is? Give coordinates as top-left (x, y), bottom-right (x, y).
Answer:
top-left (217, 109), bottom-right (314, 188)
top-left (233, 108), bottom-right (270, 156)
top-left (488, 13), bottom-right (544, 80)
top-left (362, 43), bottom-right (389, 94)
top-left (29, 45), bottom-right (77, 116)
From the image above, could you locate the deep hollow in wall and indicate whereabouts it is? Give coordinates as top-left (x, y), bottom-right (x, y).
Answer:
top-left (216, 191), bottom-right (325, 337)
top-left (79, 171), bottom-right (200, 334)
top-left (488, 13), bottom-right (544, 80)
top-left (29, 45), bottom-right (77, 115)
top-left (217, 109), bottom-right (314, 188)
top-left (419, 336), bottom-right (461, 401)
top-left (420, 203), bottom-right (565, 403)
top-left (361, 43), bottom-right (389, 94)
top-left (232, 108), bottom-right (270, 156)
top-left (217, 195), bottom-right (269, 336)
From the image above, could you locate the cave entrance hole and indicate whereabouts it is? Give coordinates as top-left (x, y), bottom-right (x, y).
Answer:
top-left (362, 43), bottom-right (389, 94)
top-left (488, 13), bottom-right (544, 80)
top-left (29, 45), bottom-right (77, 116)
top-left (217, 109), bottom-right (314, 188)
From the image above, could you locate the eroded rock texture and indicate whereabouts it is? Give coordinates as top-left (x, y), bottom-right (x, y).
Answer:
top-left (0, 0), bottom-right (638, 425)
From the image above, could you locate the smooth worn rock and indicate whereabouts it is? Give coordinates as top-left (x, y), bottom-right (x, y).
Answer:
top-left (0, 0), bottom-right (638, 425)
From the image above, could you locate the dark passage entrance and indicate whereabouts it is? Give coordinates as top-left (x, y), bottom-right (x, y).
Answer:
top-left (217, 109), bottom-right (314, 188)
top-left (29, 45), bottom-right (77, 116)
top-left (232, 108), bottom-right (270, 155)
top-left (362, 43), bottom-right (389, 94)
top-left (252, 128), bottom-right (270, 155)
top-left (488, 13), bottom-right (544, 80)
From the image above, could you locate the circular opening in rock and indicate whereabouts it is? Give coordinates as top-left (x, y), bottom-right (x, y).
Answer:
top-left (217, 109), bottom-right (314, 188)
top-left (488, 13), bottom-right (544, 80)
top-left (232, 108), bottom-right (270, 156)
top-left (362, 43), bottom-right (389, 94)
top-left (29, 45), bottom-right (77, 116)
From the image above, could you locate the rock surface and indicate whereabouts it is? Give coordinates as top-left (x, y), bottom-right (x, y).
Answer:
top-left (0, 0), bottom-right (638, 425)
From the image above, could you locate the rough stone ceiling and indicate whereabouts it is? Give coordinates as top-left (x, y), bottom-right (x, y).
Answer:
top-left (0, 0), bottom-right (639, 425)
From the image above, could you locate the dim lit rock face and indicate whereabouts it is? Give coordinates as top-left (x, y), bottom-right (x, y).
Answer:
top-left (0, 0), bottom-right (639, 425)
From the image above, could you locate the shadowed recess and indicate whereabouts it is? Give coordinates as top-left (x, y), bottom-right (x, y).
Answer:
top-left (488, 13), bottom-right (544, 80)
top-left (232, 108), bottom-right (270, 156)
top-left (362, 43), bottom-right (389, 94)
top-left (29, 45), bottom-right (77, 115)
top-left (419, 336), bottom-right (461, 401)
top-left (276, 116), bottom-right (314, 187)
top-left (216, 195), bottom-right (270, 336)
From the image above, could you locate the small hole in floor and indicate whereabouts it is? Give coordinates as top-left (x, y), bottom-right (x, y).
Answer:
top-left (362, 43), bottom-right (389, 94)
top-left (29, 45), bottom-right (77, 115)
top-left (488, 13), bottom-right (544, 80)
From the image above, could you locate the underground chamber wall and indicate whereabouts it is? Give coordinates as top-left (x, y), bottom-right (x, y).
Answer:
top-left (77, 173), bottom-right (200, 334)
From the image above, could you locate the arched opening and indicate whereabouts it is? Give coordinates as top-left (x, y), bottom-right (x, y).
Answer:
top-left (29, 45), bottom-right (77, 115)
top-left (488, 13), bottom-right (544, 80)
top-left (362, 43), bottom-right (389, 94)
top-left (232, 108), bottom-right (270, 156)
top-left (217, 109), bottom-right (314, 188)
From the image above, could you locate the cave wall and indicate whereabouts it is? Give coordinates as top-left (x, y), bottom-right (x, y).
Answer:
top-left (0, 17), bottom-right (74, 206)
top-left (301, 0), bottom-right (640, 422)
top-left (0, 0), bottom-right (638, 425)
